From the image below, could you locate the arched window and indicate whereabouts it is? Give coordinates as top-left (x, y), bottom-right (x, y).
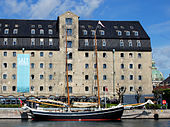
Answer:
top-left (85, 86), bottom-right (89, 91)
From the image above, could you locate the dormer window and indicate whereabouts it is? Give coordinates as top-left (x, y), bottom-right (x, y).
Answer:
top-left (126, 31), bottom-right (130, 36)
top-left (40, 38), bottom-right (44, 45)
top-left (31, 25), bottom-right (35, 28)
top-left (120, 26), bottom-right (124, 29)
top-left (13, 29), bottom-right (18, 34)
top-left (40, 29), bottom-right (44, 34)
top-left (38, 25), bottom-right (42, 28)
top-left (91, 30), bottom-right (95, 36)
top-left (66, 18), bottom-right (72, 25)
top-left (85, 39), bottom-right (88, 46)
top-left (4, 29), bottom-right (9, 34)
top-left (31, 29), bottom-right (35, 34)
top-left (114, 26), bottom-right (118, 29)
top-left (15, 24), bottom-right (18, 27)
top-left (102, 39), bottom-right (106, 46)
top-left (128, 40), bottom-right (132, 47)
top-left (130, 26), bottom-right (134, 29)
top-left (83, 30), bottom-right (87, 35)
top-left (120, 40), bottom-right (124, 47)
top-left (48, 29), bottom-right (53, 34)
top-left (100, 30), bottom-right (105, 35)
top-left (5, 24), bottom-right (8, 27)
top-left (117, 31), bottom-right (122, 36)
top-left (134, 31), bottom-right (139, 36)
top-left (4, 38), bottom-right (8, 45)
top-left (49, 38), bottom-right (53, 46)
top-left (48, 25), bottom-right (52, 28)
top-left (31, 38), bottom-right (35, 46)
top-left (137, 40), bottom-right (141, 47)
top-left (13, 38), bottom-right (17, 45)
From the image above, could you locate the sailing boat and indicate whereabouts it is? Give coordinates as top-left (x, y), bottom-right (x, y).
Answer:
top-left (23, 21), bottom-right (124, 121)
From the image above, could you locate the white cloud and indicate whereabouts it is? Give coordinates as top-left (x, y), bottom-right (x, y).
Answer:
top-left (0, 0), bottom-right (104, 19)
top-left (153, 46), bottom-right (170, 70)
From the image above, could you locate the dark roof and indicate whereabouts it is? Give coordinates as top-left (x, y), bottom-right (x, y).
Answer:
top-left (0, 19), bottom-right (59, 38)
top-left (160, 76), bottom-right (170, 85)
top-left (79, 20), bottom-right (150, 39)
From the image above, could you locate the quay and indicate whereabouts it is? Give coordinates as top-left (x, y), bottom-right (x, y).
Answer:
top-left (0, 108), bottom-right (170, 119)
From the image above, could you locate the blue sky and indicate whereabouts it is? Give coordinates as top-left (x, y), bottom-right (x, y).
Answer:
top-left (0, 0), bottom-right (169, 78)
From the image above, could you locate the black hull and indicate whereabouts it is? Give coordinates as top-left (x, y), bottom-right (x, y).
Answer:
top-left (30, 107), bottom-right (124, 121)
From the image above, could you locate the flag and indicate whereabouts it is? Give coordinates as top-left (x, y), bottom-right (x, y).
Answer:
top-left (98, 20), bottom-right (105, 28)
top-left (19, 98), bottom-right (23, 107)
top-left (105, 87), bottom-right (108, 92)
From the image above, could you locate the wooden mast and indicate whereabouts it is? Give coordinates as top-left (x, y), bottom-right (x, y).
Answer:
top-left (94, 27), bottom-right (101, 109)
top-left (65, 28), bottom-right (70, 107)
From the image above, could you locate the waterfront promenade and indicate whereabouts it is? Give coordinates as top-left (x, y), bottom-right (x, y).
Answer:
top-left (0, 108), bottom-right (170, 119)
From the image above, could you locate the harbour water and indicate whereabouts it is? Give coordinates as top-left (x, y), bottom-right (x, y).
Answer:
top-left (0, 119), bottom-right (169, 127)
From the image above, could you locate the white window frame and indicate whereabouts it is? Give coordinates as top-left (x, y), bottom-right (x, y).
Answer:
top-left (40, 29), bottom-right (44, 34)
top-left (85, 39), bottom-right (88, 46)
top-left (48, 29), bottom-right (53, 34)
top-left (4, 29), bottom-right (9, 34)
top-left (31, 29), bottom-right (35, 34)
top-left (120, 40), bottom-right (124, 47)
top-left (31, 38), bottom-right (35, 46)
top-left (4, 38), bottom-right (8, 45)
top-left (40, 38), bottom-right (44, 46)
top-left (137, 40), bottom-right (141, 47)
top-left (128, 40), bottom-right (133, 47)
top-left (13, 38), bottom-right (17, 45)
top-left (13, 29), bottom-right (18, 34)
top-left (49, 38), bottom-right (53, 46)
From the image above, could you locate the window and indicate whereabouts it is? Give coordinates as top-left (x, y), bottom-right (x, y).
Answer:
top-left (3, 74), bottom-right (7, 79)
top-left (126, 31), bottom-right (130, 36)
top-left (31, 74), bottom-right (34, 80)
top-left (40, 52), bottom-right (44, 57)
top-left (130, 75), bottom-right (133, 80)
top-left (85, 75), bottom-right (89, 80)
top-left (103, 64), bottom-right (106, 69)
top-left (68, 64), bottom-right (72, 71)
top-left (85, 39), bottom-right (88, 46)
top-left (3, 86), bottom-right (7, 91)
top-left (134, 31), bottom-right (139, 36)
top-left (40, 86), bottom-right (43, 91)
top-left (31, 86), bottom-right (34, 91)
top-left (3, 63), bottom-right (7, 68)
top-left (129, 53), bottom-right (133, 58)
top-left (138, 75), bottom-right (142, 80)
top-left (38, 25), bottom-right (42, 28)
top-left (102, 39), bottom-right (106, 46)
top-left (13, 52), bottom-right (16, 57)
top-left (94, 75), bottom-right (97, 80)
top-left (138, 64), bottom-right (142, 69)
top-left (12, 86), bottom-right (16, 91)
top-left (31, 25), bottom-right (35, 28)
top-left (129, 40), bottom-right (132, 47)
top-left (120, 53), bottom-right (124, 57)
top-left (48, 29), bottom-right (53, 34)
top-left (91, 30), bottom-right (95, 35)
top-left (121, 64), bottom-right (124, 69)
top-left (118, 31), bottom-right (122, 36)
top-left (103, 75), bottom-right (107, 80)
top-left (139, 86), bottom-right (142, 91)
top-left (93, 39), bottom-right (96, 46)
top-left (65, 86), bottom-right (72, 93)
top-left (130, 86), bottom-right (134, 91)
top-left (49, 63), bottom-right (53, 69)
top-left (129, 64), bottom-right (133, 69)
top-left (49, 52), bottom-right (53, 57)
top-left (120, 86), bottom-right (125, 92)
top-left (100, 30), bottom-right (105, 35)
top-left (40, 29), bottom-right (44, 34)
top-left (137, 40), bottom-right (141, 47)
top-left (67, 52), bottom-right (72, 59)
top-left (94, 87), bottom-right (98, 91)
top-left (31, 52), bottom-right (35, 57)
top-left (120, 40), bottom-right (124, 47)
top-left (49, 86), bottom-right (53, 91)
top-left (94, 64), bottom-right (97, 68)
top-left (67, 29), bottom-right (72, 36)
top-left (68, 75), bottom-right (72, 82)
top-left (85, 64), bottom-right (89, 69)
top-left (12, 63), bottom-right (16, 68)
top-left (103, 86), bottom-right (107, 92)
top-left (40, 75), bottom-right (43, 79)
top-left (66, 18), bottom-right (72, 25)
top-left (138, 53), bottom-right (141, 58)
top-left (49, 38), bottom-right (53, 46)
top-left (121, 75), bottom-right (124, 80)
top-left (4, 29), bottom-right (9, 34)
top-left (85, 53), bottom-right (89, 57)
top-left (31, 63), bottom-right (35, 68)
top-left (4, 38), bottom-right (8, 45)
top-left (40, 38), bottom-right (44, 45)
top-left (31, 38), bottom-right (35, 46)
top-left (103, 53), bottom-right (106, 58)
top-left (85, 86), bottom-right (89, 91)
top-left (40, 63), bottom-right (43, 68)
top-left (49, 75), bottom-right (53, 80)
top-left (13, 29), bottom-right (18, 34)
top-left (12, 74), bottom-right (16, 80)
top-left (67, 41), bottom-right (72, 48)
top-left (4, 52), bottom-right (7, 56)
top-left (83, 30), bottom-right (87, 35)
top-left (31, 29), bottom-right (35, 34)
